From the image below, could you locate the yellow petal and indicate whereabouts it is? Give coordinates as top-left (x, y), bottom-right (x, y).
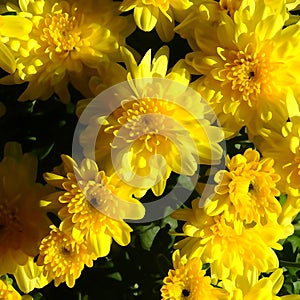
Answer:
top-left (0, 15), bottom-right (32, 38)
top-left (134, 5), bottom-right (159, 31)
top-left (0, 42), bottom-right (15, 73)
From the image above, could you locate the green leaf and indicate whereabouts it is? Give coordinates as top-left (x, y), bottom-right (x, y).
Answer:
top-left (287, 235), bottom-right (300, 253)
top-left (138, 225), bottom-right (160, 251)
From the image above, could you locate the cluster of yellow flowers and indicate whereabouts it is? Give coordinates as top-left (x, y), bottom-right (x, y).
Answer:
top-left (0, 0), bottom-right (300, 299)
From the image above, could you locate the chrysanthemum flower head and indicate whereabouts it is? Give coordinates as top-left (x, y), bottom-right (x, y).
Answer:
top-left (37, 225), bottom-right (96, 288)
top-left (205, 148), bottom-right (281, 225)
top-left (0, 142), bottom-right (51, 276)
top-left (161, 250), bottom-right (229, 299)
top-left (223, 268), bottom-right (300, 300)
top-left (0, 0), bottom-right (135, 102)
top-left (185, 0), bottom-right (300, 136)
top-left (78, 46), bottom-right (224, 197)
top-left (0, 14), bottom-right (32, 73)
top-left (172, 198), bottom-right (283, 281)
top-left (119, 0), bottom-right (192, 42)
top-left (44, 155), bottom-right (145, 257)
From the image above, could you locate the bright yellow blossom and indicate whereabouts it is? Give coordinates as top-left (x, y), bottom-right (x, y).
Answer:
top-left (205, 149), bottom-right (281, 225)
top-left (161, 249), bottom-right (228, 300)
top-left (37, 225), bottom-right (96, 288)
top-left (119, 0), bottom-right (192, 42)
top-left (44, 155), bottom-right (145, 257)
top-left (184, 0), bottom-right (300, 136)
top-left (0, 142), bottom-right (51, 276)
top-left (172, 198), bottom-right (283, 281)
top-left (0, 0), bottom-right (135, 102)
top-left (78, 46), bottom-right (224, 197)
top-left (223, 269), bottom-right (300, 300)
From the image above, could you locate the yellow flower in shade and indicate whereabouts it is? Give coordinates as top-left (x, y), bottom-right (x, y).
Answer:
top-left (119, 0), bottom-right (192, 42)
top-left (223, 269), bottom-right (300, 300)
top-left (37, 225), bottom-right (96, 288)
top-left (0, 0), bottom-right (135, 102)
top-left (205, 149), bottom-right (281, 225)
top-left (172, 199), bottom-right (283, 281)
top-left (44, 155), bottom-right (145, 257)
top-left (185, 0), bottom-right (300, 136)
top-left (0, 142), bottom-right (51, 276)
top-left (79, 46), bottom-right (224, 197)
top-left (255, 116), bottom-right (300, 197)
top-left (0, 14), bottom-right (32, 73)
top-left (161, 250), bottom-right (229, 300)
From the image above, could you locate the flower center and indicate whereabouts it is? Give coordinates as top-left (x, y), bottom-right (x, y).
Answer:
top-left (0, 203), bottom-right (22, 245)
top-left (83, 180), bottom-right (118, 216)
top-left (116, 98), bottom-right (172, 142)
top-left (41, 9), bottom-right (82, 53)
top-left (224, 45), bottom-right (269, 106)
top-left (182, 288), bottom-right (190, 297)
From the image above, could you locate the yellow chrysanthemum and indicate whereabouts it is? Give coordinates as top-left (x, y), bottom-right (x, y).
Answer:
top-left (44, 155), bottom-right (145, 257)
top-left (184, 0), bottom-right (300, 136)
top-left (119, 0), bottom-right (192, 42)
top-left (0, 142), bottom-right (51, 276)
top-left (205, 149), bottom-right (281, 225)
top-left (172, 198), bottom-right (283, 281)
top-left (0, 0), bottom-right (135, 102)
top-left (37, 225), bottom-right (96, 288)
top-left (223, 269), bottom-right (300, 300)
top-left (255, 116), bottom-right (300, 196)
top-left (79, 46), bottom-right (224, 197)
top-left (0, 14), bottom-right (32, 73)
top-left (161, 250), bottom-right (228, 300)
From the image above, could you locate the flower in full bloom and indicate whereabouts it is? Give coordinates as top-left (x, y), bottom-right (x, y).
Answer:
top-left (223, 268), bottom-right (300, 300)
top-left (0, 0), bottom-right (135, 102)
top-left (119, 0), bottom-right (192, 42)
top-left (183, 0), bottom-right (300, 136)
top-left (161, 250), bottom-right (229, 300)
top-left (79, 46), bottom-right (224, 196)
top-left (255, 116), bottom-right (300, 196)
top-left (205, 148), bottom-right (281, 225)
top-left (0, 14), bottom-right (32, 73)
top-left (0, 142), bottom-right (51, 276)
top-left (44, 155), bottom-right (145, 257)
top-left (37, 225), bottom-right (96, 288)
top-left (172, 198), bottom-right (283, 281)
